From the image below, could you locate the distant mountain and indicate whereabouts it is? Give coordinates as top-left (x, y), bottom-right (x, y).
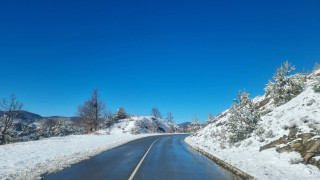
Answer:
top-left (0, 110), bottom-right (43, 124)
top-left (178, 122), bottom-right (192, 127)
top-left (0, 110), bottom-right (80, 125)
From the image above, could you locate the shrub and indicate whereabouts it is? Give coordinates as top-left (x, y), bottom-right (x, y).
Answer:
top-left (228, 90), bottom-right (260, 143)
top-left (313, 77), bottom-right (320, 93)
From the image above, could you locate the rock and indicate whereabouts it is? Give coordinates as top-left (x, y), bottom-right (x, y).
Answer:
top-left (255, 97), bottom-right (271, 110)
top-left (260, 131), bottom-right (320, 170)
top-left (303, 140), bottom-right (320, 163)
top-left (298, 133), bottom-right (313, 144)
top-left (260, 135), bottom-right (288, 151)
top-left (304, 153), bottom-right (314, 163)
top-left (310, 157), bottom-right (320, 169)
top-left (288, 128), bottom-right (298, 139)
top-left (276, 145), bottom-right (292, 153)
top-left (290, 142), bottom-right (303, 151)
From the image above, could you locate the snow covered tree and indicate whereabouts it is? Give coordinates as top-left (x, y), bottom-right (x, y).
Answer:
top-left (113, 107), bottom-right (128, 121)
top-left (38, 118), bottom-right (72, 138)
top-left (228, 90), bottom-right (260, 143)
top-left (77, 89), bottom-right (106, 133)
top-left (41, 118), bottom-right (57, 133)
top-left (166, 112), bottom-right (174, 123)
top-left (0, 94), bottom-right (23, 145)
top-left (151, 107), bottom-right (162, 119)
top-left (104, 110), bottom-right (114, 127)
top-left (313, 62), bottom-right (320, 72)
top-left (265, 61), bottom-right (304, 106)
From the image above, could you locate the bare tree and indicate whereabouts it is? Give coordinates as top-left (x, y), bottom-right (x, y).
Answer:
top-left (77, 89), bottom-right (106, 133)
top-left (0, 94), bottom-right (23, 145)
top-left (151, 107), bottom-right (162, 119)
top-left (166, 112), bottom-right (174, 123)
top-left (166, 112), bottom-right (175, 133)
top-left (208, 112), bottom-right (214, 121)
top-left (192, 113), bottom-right (199, 125)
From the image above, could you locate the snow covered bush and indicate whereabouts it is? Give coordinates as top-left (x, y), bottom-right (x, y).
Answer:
top-left (313, 77), bottom-right (320, 93)
top-left (37, 118), bottom-right (77, 138)
top-left (227, 90), bottom-right (260, 143)
top-left (265, 61), bottom-right (304, 106)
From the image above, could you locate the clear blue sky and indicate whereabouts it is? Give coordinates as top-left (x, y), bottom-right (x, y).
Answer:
top-left (0, 0), bottom-right (319, 123)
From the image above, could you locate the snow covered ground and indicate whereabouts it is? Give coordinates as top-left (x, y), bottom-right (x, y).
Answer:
top-left (0, 132), bottom-right (162, 180)
top-left (186, 69), bottom-right (320, 179)
top-left (185, 137), bottom-right (320, 180)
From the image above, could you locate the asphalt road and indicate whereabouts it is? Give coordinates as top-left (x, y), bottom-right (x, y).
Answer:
top-left (43, 134), bottom-right (241, 180)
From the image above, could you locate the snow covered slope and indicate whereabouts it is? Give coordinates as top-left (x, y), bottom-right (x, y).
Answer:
top-left (0, 132), bottom-right (161, 180)
top-left (186, 69), bottom-right (320, 179)
top-left (106, 116), bottom-right (177, 134)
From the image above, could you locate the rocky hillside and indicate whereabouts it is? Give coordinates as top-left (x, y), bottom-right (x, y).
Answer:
top-left (186, 66), bottom-right (320, 179)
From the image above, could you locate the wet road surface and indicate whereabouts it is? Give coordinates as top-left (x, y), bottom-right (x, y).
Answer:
top-left (43, 134), bottom-right (241, 180)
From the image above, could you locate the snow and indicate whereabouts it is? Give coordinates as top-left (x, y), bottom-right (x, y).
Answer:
top-left (186, 137), bottom-right (320, 180)
top-left (186, 72), bottom-right (320, 179)
top-left (106, 116), bottom-right (177, 134)
top-left (0, 132), bottom-right (162, 180)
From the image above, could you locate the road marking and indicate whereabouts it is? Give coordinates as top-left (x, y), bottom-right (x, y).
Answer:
top-left (128, 138), bottom-right (159, 180)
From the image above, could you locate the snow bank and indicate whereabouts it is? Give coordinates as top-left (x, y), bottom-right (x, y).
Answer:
top-left (185, 137), bottom-right (320, 180)
top-left (0, 132), bottom-right (160, 180)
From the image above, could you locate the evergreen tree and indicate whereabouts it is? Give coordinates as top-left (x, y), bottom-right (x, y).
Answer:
top-left (113, 107), bottom-right (128, 120)
top-left (313, 62), bottom-right (320, 72)
top-left (265, 60), bottom-right (303, 106)
top-left (228, 90), bottom-right (260, 143)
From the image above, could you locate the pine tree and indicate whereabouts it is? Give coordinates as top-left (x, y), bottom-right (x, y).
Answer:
top-left (113, 107), bottom-right (128, 120)
top-left (265, 60), bottom-right (303, 106)
top-left (228, 90), bottom-right (260, 143)
top-left (313, 62), bottom-right (320, 72)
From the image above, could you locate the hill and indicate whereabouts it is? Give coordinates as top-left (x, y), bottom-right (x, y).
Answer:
top-left (0, 110), bottom-right (43, 124)
top-left (186, 68), bottom-right (320, 179)
top-left (105, 116), bottom-right (177, 134)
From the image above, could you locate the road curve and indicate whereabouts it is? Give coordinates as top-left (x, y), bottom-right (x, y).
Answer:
top-left (43, 134), bottom-right (241, 180)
